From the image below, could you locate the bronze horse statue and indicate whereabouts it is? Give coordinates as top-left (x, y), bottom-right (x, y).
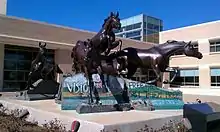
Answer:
top-left (25, 42), bottom-right (63, 90)
top-left (112, 40), bottom-right (203, 84)
top-left (71, 12), bottom-right (122, 104)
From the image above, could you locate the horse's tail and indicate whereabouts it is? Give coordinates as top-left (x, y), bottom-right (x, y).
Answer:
top-left (55, 64), bottom-right (63, 74)
top-left (115, 49), bottom-right (126, 57)
top-left (118, 39), bottom-right (123, 51)
top-left (71, 44), bottom-right (80, 73)
top-left (71, 46), bottom-right (76, 58)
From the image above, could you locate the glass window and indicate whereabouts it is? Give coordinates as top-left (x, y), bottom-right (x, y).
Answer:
top-left (147, 30), bottom-right (156, 35)
top-left (160, 26), bottom-right (163, 31)
top-left (154, 25), bottom-right (159, 30)
top-left (143, 29), bottom-right (147, 35)
top-left (17, 60), bottom-right (31, 71)
top-left (17, 51), bottom-right (33, 60)
top-left (147, 23), bottom-right (154, 29)
top-left (113, 29), bottom-right (120, 33)
top-left (3, 81), bottom-right (20, 91)
top-left (125, 25), bottom-right (133, 31)
top-left (143, 22), bottom-right (147, 28)
top-left (146, 32), bottom-right (159, 43)
top-left (4, 44), bottom-right (55, 91)
top-left (210, 68), bottom-right (220, 87)
top-left (209, 40), bottom-right (220, 52)
top-left (4, 50), bottom-right (17, 60)
top-left (25, 72), bottom-right (30, 80)
top-left (126, 30), bottom-right (141, 38)
top-left (133, 23), bottom-right (142, 29)
top-left (170, 69), bottom-right (199, 87)
top-left (4, 60), bottom-right (17, 70)
top-left (216, 45), bottom-right (220, 52)
top-left (131, 36), bottom-right (141, 41)
top-left (17, 71), bottom-right (25, 81)
top-left (4, 71), bottom-right (17, 81)
top-left (125, 23), bottom-right (142, 31)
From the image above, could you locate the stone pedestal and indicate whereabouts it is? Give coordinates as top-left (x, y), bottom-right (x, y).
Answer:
top-left (15, 80), bottom-right (59, 101)
top-left (76, 103), bottom-right (131, 114)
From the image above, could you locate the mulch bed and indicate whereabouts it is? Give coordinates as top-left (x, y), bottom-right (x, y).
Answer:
top-left (0, 106), bottom-right (70, 132)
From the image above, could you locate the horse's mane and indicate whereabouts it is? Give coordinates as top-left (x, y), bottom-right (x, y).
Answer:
top-left (156, 40), bottom-right (185, 48)
top-left (166, 40), bottom-right (178, 44)
top-left (102, 17), bottom-right (110, 27)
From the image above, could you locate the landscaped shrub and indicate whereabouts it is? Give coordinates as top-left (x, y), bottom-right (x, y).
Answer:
top-left (0, 106), bottom-right (70, 132)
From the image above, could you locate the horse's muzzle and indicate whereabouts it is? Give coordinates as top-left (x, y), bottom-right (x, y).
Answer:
top-left (197, 52), bottom-right (203, 59)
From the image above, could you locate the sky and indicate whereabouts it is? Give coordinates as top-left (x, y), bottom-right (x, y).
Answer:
top-left (6, 0), bottom-right (220, 32)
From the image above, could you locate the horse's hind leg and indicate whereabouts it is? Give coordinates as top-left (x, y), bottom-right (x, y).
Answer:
top-left (163, 67), bottom-right (178, 84)
top-left (84, 66), bottom-right (94, 104)
top-left (146, 64), bottom-right (161, 84)
top-left (126, 65), bottom-right (137, 79)
top-left (100, 73), bottom-right (108, 93)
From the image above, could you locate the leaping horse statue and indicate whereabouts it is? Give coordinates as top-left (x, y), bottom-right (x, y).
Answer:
top-left (71, 12), bottom-right (123, 104)
top-left (25, 42), bottom-right (63, 90)
top-left (112, 40), bottom-right (203, 84)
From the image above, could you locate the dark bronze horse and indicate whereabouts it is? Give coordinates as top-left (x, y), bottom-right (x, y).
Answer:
top-left (71, 12), bottom-right (122, 104)
top-left (25, 42), bottom-right (63, 90)
top-left (112, 40), bottom-right (203, 84)
top-left (71, 12), bottom-right (122, 74)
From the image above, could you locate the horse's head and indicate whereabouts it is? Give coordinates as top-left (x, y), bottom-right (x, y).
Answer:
top-left (102, 12), bottom-right (121, 31)
top-left (184, 41), bottom-right (203, 59)
top-left (39, 42), bottom-right (47, 55)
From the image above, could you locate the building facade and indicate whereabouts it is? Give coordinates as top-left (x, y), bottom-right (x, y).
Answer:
top-left (160, 20), bottom-right (220, 96)
top-left (0, 14), bottom-right (155, 92)
top-left (115, 14), bottom-right (163, 43)
top-left (0, 0), bottom-right (7, 15)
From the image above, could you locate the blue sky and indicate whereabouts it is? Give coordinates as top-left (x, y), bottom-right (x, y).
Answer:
top-left (6, 0), bottom-right (220, 32)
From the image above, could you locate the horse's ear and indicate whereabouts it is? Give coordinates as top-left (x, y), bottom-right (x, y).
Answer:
top-left (39, 42), bottom-right (46, 47)
top-left (116, 12), bottom-right (119, 18)
top-left (185, 41), bottom-right (191, 47)
top-left (43, 42), bottom-right (47, 47)
top-left (110, 12), bottom-right (114, 17)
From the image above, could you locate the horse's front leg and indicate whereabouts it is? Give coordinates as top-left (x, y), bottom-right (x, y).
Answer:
top-left (163, 67), bottom-right (178, 84)
top-left (146, 65), bottom-right (161, 84)
top-left (105, 40), bottom-right (122, 56)
top-left (26, 72), bottom-right (37, 90)
top-left (83, 66), bottom-right (93, 103)
top-left (110, 40), bottom-right (121, 50)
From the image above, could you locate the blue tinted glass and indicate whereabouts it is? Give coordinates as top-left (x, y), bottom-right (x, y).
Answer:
top-left (147, 30), bottom-right (155, 35)
top-left (211, 68), bottom-right (220, 76)
top-left (126, 30), bottom-right (141, 38)
top-left (147, 23), bottom-right (154, 29)
top-left (132, 36), bottom-right (141, 40)
top-left (180, 69), bottom-right (199, 77)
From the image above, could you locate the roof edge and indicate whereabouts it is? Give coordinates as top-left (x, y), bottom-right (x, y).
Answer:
top-left (0, 14), bottom-right (156, 46)
top-left (160, 20), bottom-right (220, 34)
top-left (0, 14), bottom-right (97, 35)
top-left (0, 34), bottom-right (74, 46)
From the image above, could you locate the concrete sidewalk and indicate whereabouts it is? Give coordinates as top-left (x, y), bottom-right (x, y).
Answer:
top-left (0, 98), bottom-right (183, 132)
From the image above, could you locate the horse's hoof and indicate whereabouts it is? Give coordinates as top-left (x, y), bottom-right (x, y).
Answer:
top-left (95, 101), bottom-right (102, 105)
top-left (163, 80), bottom-right (169, 84)
top-left (29, 87), bottom-right (34, 90)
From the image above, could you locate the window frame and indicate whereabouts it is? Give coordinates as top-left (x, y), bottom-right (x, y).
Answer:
top-left (170, 69), bottom-right (199, 88)
top-left (209, 40), bottom-right (220, 53)
top-left (210, 67), bottom-right (220, 88)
